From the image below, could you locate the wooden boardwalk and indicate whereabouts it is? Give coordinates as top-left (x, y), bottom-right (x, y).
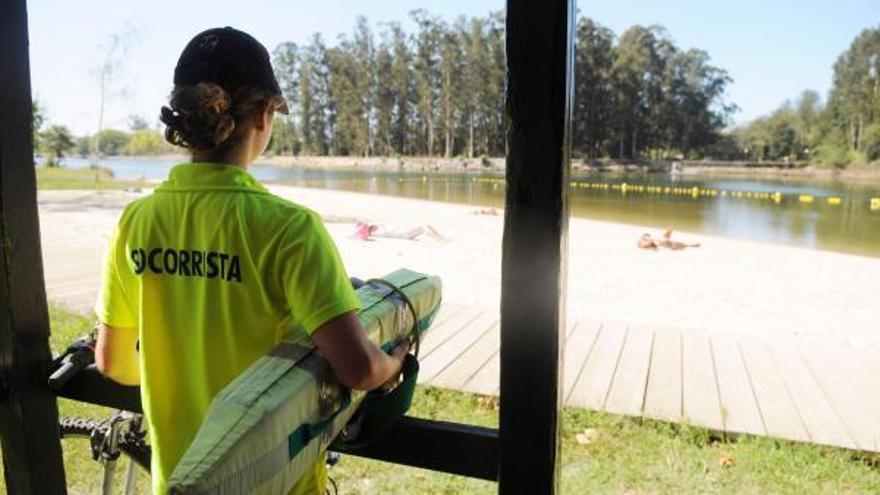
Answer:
top-left (418, 303), bottom-right (880, 453)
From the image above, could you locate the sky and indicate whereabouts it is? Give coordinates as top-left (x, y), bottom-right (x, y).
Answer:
top-left (27, 0), bottom-right (879, 136)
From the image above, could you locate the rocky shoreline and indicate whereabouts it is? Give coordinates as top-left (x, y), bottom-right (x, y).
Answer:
top-left (260, 155), bottom-right (506, 173)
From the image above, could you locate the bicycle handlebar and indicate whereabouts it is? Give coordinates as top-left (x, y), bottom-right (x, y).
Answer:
top-left (49, 334), bottom-right (96, 391)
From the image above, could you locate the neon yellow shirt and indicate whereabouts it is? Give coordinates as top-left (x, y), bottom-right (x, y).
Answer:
top-left (95, 163), bottom-right (360, 494)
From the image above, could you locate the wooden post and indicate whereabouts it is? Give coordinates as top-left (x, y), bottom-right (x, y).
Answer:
top-left (499, 0), bottom-right (574, 493)
top-left (0, 0), bottom-right (69, 492)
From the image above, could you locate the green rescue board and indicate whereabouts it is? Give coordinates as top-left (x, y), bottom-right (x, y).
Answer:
top-left (168, 269), bottom-right (442, 495)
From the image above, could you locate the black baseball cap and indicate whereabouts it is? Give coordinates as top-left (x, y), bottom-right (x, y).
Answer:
top-left (174, 27), bottom-right (288, 114)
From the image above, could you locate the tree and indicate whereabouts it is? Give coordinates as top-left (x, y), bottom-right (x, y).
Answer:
top-left (439, 22), bottom-right (464, 157)
top-left (828, 27), bottom-right (880, 154)
top-left (326, 17), bottom-right (376, 156)
top-left (254, 11), bottom-right (741, 161)
top-left (611, 26), bottom-right (665, 159)
top-left (39, 125), bottom-right (75, 167)
top-left (484, 11), bottom-right (507, 157)
top-left (91, 28), bottom-right (136, 163)
top-left (411, 10), bottom-right (442, 156)
top-left (96, 129), bottom-right (131, 155)
top-left (352, 16), bottom-right (377, 156)
top-left (460, 17), bottom-right (490, 158)
top-left (272, 42), bottom-right (299, 155)
top-left (125, 129), bottom-right (168, 155)
top-left (299, 34), bottom-right (332, 155)
top-left (75, 136), bottom-right (91, 157)
top-left (662, 48), bottom-right (734, 157)
top-left (374, 34), bottom-right (395, 155)
top-left (573, 18), bottom-right (615, 158)
top-left (388, 23), bottom-right (415, 155)
top-left (794, 90), bottom-right (821, 152)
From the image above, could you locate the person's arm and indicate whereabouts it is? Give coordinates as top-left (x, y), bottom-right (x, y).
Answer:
top-left (95, 323), bottom-right (141, 386)
top-left (94, 211), bottom-right (140, 386)
top-left (280, 212), bottom-right (407, 389)
top-left (311, 311), bottom-right (408, 390)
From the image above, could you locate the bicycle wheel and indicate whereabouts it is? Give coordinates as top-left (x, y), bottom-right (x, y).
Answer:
top-left (59, 416), bottom-right (152, 494)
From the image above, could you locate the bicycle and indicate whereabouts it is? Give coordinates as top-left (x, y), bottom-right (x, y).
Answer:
top-left (49, 333), bottom-right (342, 495)
top-left (50, 333), bottom-right (151, 495)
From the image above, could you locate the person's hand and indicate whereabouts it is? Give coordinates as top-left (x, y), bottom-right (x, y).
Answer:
top-left (379, 340), bottom-right (411, 390)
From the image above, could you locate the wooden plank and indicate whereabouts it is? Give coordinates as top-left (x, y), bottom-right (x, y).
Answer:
top-left (567, 321), bottom-right (627, 410)
top-left (824, 341), bottom-right (880, 415)
top-left (463, 347), bottom-right (501, 396)
top-left (803, 340), bottom-right (880, 418)
top-left (771, 342), bottom-right (856, 449)
top-left (738, 338), bottom-right (809, 443)
top-left (470, 321), bottom-right (586, 400)
top-left (604, 324), bottom-right (653, 417)
top-left (562, 320), bottom-right (601, 403)
top-left (431, 322), bottom-right (500, 389)
top-left (681, 331), bottom-right (724, 430)
top-left (419, 306), bottom-right (484, 359)
top-left (799, 339), bottom-right (880, 451)
top-left (711, 335), bottom-right (766, 436)
top-left (420, 311), bottom-right (498, 382)
top-left (643, 330), bottom-right (682, 421)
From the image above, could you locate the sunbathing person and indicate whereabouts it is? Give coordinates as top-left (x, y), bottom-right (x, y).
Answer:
top-left (352, 221), bottom-right (449, 242)
top-left (638, 228), bottom-right (700, 250)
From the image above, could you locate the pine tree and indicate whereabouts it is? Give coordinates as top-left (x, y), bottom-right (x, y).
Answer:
top-left (272, 42), bottom-right (299, 154)
top-left (299, 34), bottom-right (331, 155)
top-left (440, 22), bottom-right (464, 157)
top-left (375, 36), bottom-right (395, 156)
top-left (389, 23), bottom-right (414, 155)
top-left (573, 18), bottom-right (614, 158)
top-left (411, 9), bottom-right (442, 156)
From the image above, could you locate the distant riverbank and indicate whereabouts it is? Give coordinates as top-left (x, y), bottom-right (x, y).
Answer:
top-left (260, 154), bottom-right (506, 172)
top-left (261, 155), bottom-right (880, 183)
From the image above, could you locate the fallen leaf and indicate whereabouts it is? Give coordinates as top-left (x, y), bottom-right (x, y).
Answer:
top-left (475, 396), bottom-right (498, 411)
top-left (575, 428), bottom-right (600, 445)
top-left (718, 450), bottom-right (735, 468)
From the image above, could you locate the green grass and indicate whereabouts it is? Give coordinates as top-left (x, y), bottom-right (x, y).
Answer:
top-left (3, 305), bottom-right (880, 493)
top-left (36, 165), bottom-right (149, 190)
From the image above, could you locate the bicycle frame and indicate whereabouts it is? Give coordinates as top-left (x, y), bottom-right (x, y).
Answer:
top-left (94, 411), bottom-right (146, 495)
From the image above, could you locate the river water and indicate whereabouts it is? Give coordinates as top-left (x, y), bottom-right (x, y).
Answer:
top-left (56, 157), bottom-right (880, 257)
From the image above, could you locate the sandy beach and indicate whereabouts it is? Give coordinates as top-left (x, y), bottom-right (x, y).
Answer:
top-left (37, 186), bottom-right (880, 349)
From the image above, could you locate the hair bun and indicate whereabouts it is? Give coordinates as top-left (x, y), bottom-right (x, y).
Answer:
top-left (213, 113), bottom-right (235, 145)
top-left (160, 82), bottom-right (277, 154)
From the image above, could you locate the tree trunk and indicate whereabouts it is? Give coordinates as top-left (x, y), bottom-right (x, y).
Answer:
top-left (444, 69), bottom-right (453, 158)
top-left (856, 115), bottom-right (863, 151)
top-left (427, 113), bottom-right (434, 157)
top-left (631, 129), bottom-right (637, 159)
top-left (468, 113), bottom-right (475, 158)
